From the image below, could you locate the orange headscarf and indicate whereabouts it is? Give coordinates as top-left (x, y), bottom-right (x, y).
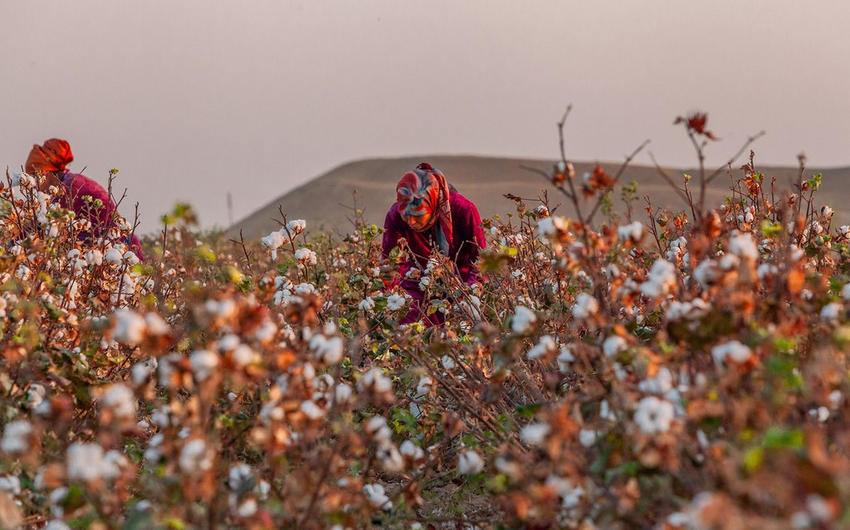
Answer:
top-left (396, 163), bottom-right (453, 253)
top-left (26, 139), bottom-right (74, 174)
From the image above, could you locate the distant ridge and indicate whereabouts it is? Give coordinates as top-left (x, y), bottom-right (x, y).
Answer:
top-left (228, 155), bottom-right (850, 240)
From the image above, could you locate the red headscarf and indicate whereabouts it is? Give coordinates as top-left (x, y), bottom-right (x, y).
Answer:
top-left (396, 162), bottom-right (453, 253)
top-left (26, 139), bottom-right (74, 174)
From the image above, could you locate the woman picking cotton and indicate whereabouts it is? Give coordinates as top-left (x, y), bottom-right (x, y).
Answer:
top-left (381, 163), bottom-right (486, 325)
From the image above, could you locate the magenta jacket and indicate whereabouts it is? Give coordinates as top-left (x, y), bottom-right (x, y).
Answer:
top-left (58, 171), bottom-right (144, 260)
top-left (382, 192), bottom-right (486, 323)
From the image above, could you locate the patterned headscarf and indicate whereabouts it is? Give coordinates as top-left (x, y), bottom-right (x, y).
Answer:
top-left (396, 162), bottom-right (453, 254)
top-left (26, 139), bottom-right (74, 174)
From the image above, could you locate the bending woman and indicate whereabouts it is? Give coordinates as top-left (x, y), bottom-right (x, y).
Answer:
top-left (381, 162), bottom-right (485, 324)
top-left (26, 139), bottom-right (144, 260)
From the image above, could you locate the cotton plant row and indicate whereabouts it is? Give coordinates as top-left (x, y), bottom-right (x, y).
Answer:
top-left (1, 162), bottom-right (850, 530)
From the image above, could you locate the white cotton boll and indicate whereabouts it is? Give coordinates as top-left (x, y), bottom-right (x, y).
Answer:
top-left (520, 423), bottom-right (551, 446)
top-left (16, 265), bottom-right (31, 281)
top-left (571, 293), bottom-right (598, 321)
top-left (0, 475), bottom-right (21, 495)
top-left (101, 384), bottom-right (137, 419)
top-left (294, 248), bottom-right (317, 266)
top-left (829, 390), bottom-right (842, 408)
top-left (206, 299), bottom-right (237, 319)
top-left (511, 306), bottom-right (537, 334)
top-left (232, 345), bottom-right (255, 368)
top-left (310, 334), bottom-right (344, 365)
top-left (179, 439), bottom-right (213, 474)
top-left (359, 297), bottom-right (375, 312)
top-left (377, 443), bottom-right (404, 473)
top-left (536, 216), bottom-right (568, 242)
top-left (131, 358), bottom-right (158, 386)
top-left (641, 259), bottom-right (677, 299)
top-left (546, 475), bottom-right (585, 508)
top-left (112, 309), bottom-right (146, 345)
top-left (441, 355), bottom-right (456, 370)
top-left (400, 440), bottom-right (424, 460)
top-left (820, 302), bottom-right (842, 323)
top-left (261, 231), bottom-right (286, 251)
top-left (617, 221), bottom-right (644, 242)
top-left (254, 319), bottom-right (278, 343)
top-left (495, 457), bottom-right (523, 481)
top-left (359, 368), bottom-right (393, 394)
top-left (711, 340), bottom-right (752, 367)
top-left (579, 429), bottom-right (597, 448)
top-left (300, 400), bottom-right (325, 420)
top-left (415, 376), bottom-right (433, 398)
top-left (809, 406), bottom-right (829, 423)
top-left (528, 335), bottom-right (557, 360)
top-left (236, 499), bottom-right (258, 518)
top-left (144, 312), bottom-right (169, 336)
top-left (287, 219), bottom-right (306, 234)
top-left (67, 443), bottom-right (123, 482)
top-left (27, 384), bottom-right (46, 411)
top-left (364, 483), bottom-right (392, 510)
top-left (334, 383), bottom-right (353, 404)
top-left (190, 350), bottom-right (220, 381)
top-left (600, 400), bottom-right (615, 422)
top-left (365, 416), bottom-right (392, 444)
top-left (633, 396), bottom-right (675, 434)
top-left (806, 494), bottom-right (831, 523)
top-left (294, 282), bottom-right (316, 295)
top-left (1, 420), bottom-right (32, 454)
top-left (557, 345), bottom-right (576, 373)
top-left (639, 366), bottom-right (674, 395)
top-left (693, 259), bottom-right (717, 288)
top-left (728, 232), bottom-right (759, 261)
top-left (603, 335), bottom-right (628, 358)
top-left (458, 450), bottom-right (484, 475)
top-left (123, 251), bottom-right (140, 265)
top-left (386, 293), bottom-right (407, 311)
top-left (104, 248), bottom-right (123, 265)
top-left (228, 464), bottom-right (253, 491)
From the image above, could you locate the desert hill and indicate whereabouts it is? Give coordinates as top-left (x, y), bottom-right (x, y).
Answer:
top-left (228, 155), bottom-right (850, 240)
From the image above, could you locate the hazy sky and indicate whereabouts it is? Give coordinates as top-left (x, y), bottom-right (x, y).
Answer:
top-left (2, 1), bottom-right (848, 234)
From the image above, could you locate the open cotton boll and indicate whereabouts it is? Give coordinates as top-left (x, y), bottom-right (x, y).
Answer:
top-left (386, 294), bottom-right (406, 311)
top-left (458, 449), bottom-right (484, 475)
top-left (1, 420), bottom-right (33, 454)
top-left (363, 483), bottom-right (392, 510)
top-left (728, 232), bottom-right (759, 261)
top-left (112, 308), bottom-right (147, 346)
top-left (179, 439), bottom-right (213, 474)
top-left (711, 340), bottom-right (752, 367)
top-left (571, 293), bottom-right (598, 320)
top-left (618, 221), bottom-right (644, 242)
top-left (286, 219), bottom-right (307, 234)
top-left (603, 335), bottom-right (628, 358)
top-left (190, 350), bottom-right (220, 381)
top-left (100, 384), bottom-right (137, 420)
top-left (512, 306), bottom-right (537, 334)
top-left (528, 335), bottom-right (557, 360)
top-left (104, 248), bottom-right (123, 265)
top-left (520, 423), bottom-right (551, 446)
top-left (310, 334), bottom-right (344, 365)
top-left (633, 396), bottom-right (675, 434)
top-left (641, 259), bottom-right (678, 299)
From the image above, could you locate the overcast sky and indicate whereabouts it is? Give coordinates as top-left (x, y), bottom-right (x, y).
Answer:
top-left (2, 1), bottom-right (848, 234)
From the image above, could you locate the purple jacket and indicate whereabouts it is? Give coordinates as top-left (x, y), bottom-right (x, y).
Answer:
top-left (382, 192), bottom-right (486, 323)
top-left (58, 171), bottom-right (144, 260)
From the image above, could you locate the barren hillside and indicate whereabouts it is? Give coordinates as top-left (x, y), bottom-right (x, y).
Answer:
top-left (228, 155), bottom-right (850, 239)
